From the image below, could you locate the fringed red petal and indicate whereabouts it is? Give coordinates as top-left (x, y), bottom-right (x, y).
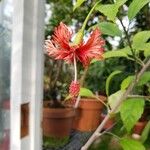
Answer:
top-left (76, 28), bottom-right (105, 67)
top-left (45, 23), bottom-right (105, 67)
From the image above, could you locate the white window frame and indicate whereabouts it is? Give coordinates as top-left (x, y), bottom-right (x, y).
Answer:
top-left (11, 0), bottom-right (45, 150)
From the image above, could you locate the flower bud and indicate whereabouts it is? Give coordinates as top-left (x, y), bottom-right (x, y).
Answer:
top-left (73, 29), bottom-right (84, 45)
top-left (69, 81), bottom-right (80, 97)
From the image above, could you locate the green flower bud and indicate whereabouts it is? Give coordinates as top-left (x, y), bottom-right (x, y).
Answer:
top-left (73, 29), bottom-right (84, 45)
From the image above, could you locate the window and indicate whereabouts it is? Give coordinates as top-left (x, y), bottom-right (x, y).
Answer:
top-left (0, 0), bottom-right (13, 149)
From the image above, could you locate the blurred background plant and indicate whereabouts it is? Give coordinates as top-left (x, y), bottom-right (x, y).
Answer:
top-left (44, 0), bottom-right (150, 149)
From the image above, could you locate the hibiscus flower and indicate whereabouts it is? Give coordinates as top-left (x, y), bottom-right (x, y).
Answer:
top-left (45, 22), bottom-right (105, 67)
top-left (45, 22), bottom-right (105, 97)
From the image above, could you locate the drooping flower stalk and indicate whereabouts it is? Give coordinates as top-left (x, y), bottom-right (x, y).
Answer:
top-left (73, 55), bottom-right (77, 82)
top-left (69, 55), bottom-right (80, 97)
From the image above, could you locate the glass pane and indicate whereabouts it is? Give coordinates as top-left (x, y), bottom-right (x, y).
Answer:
top-left (0, 0), bottom-right (13, 149)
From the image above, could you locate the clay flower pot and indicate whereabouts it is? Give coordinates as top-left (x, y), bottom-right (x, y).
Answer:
top-left (133, 121), bottom-right (147, 135)
top-left (43, 101), bottom-right (75, 138)
top-left (73, 95), bottom-right (106, 132)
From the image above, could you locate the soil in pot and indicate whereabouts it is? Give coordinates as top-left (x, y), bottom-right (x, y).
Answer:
top-left (43, 101), bottom-right (75, 148)
top-left (73, 95), bottom-right (106, 132)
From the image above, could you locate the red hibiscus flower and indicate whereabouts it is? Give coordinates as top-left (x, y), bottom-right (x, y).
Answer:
top-left (45, 22), bottom-right (105, 67)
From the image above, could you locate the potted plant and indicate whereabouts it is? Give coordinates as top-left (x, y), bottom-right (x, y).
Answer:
top-left (72, 92), bottom-right (106, 132)
top-left (43, 1), bottom-right (106, 146)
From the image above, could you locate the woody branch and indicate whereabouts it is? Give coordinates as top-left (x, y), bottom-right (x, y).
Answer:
top-left (81, 59), bottom-right (150, 150)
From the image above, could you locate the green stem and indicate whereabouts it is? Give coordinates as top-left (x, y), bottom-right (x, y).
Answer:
top-left (74, 1), bottom-right (100, 45)
top-left (118, 17), bottom-right (139, 72)
top-left (74, 55), bottom-right (77, 82)
top-left (81, 1), bottom-right (100, 32)
top-left (127, 56), bottom-right (144, 66)
top-left (95, 96), bottom-right (110, 111)
top-left (104, 132), bottom-right (121, 140)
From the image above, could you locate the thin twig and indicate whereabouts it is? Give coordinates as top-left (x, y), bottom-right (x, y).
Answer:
top-left (80, 67), bottom-right (88, 87)
top-left (118, 18), bottom-right (134, 54)
top-left (118, 17), bottom-right (139, 72)
top-left (104, 132), bottom-right (121, 140)
top-left (52, 61), bottom-right (62, 88)
top-left (128, 95), bottom-right (150, 99)
top-left (81, 59), bottom-right (150, 150)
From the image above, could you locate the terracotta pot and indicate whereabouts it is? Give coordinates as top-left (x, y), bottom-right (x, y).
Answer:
top-left (73, 96), bottom-right (106, 132)
top-left (43, 101), bottom-right (75, 138)
top-left (100, 114), bottom-right (115, 130)
top-left (133, 121), bottom-right (147, 135)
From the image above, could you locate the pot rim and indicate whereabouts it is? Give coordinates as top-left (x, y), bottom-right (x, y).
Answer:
top-left (43, 107), bottom-right (76, 118)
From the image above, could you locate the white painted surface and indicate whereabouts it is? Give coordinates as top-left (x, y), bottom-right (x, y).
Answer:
top-left (11, 0), bottom-right (44, 150)
top-left (30, 0), bottom-right (44, 149)
top-left (11, 0), bottom-right (24, 149)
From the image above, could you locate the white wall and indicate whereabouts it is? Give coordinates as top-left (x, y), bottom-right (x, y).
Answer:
top-left (11, 0), bottom-right (45, 150)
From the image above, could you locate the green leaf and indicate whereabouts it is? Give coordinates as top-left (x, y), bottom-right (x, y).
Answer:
top-left (96, 4), bottom-right (118, 22)
top-left (137, 71), bottom-right (150, 86)
top-left (79, 87), bottom-right (95, 98)
top-left (104, 47), bottom-right (131, 59)
top-left (141, 121), bottom-right (150, 143)
top-left (73, 0), bottom-right (85, 11)
top-left (142, 43), bottom-right (150, 57)
top-left (121, 76), bottom-right (134, 90)
top-left (132, 31), bottom-right (150, 50)
top-left (121, 72), bottom-right (150, 90)
top-left (96, 22), bottom-right (122, 36)
top-left (106, 70), bottom-right (122, 96)
top-left (120, 98), bottom-right (145, 132)
top-left (96, 0), bottom-right (127, 22)
top-left (116, 0), bottom-right (128, 7)
top-left (120, 137), bottom-right (145, 150)
top-left (128, 0), bottom-right (150, 21)
top-left (108, 90), bottom-right (125, 113)
top-left (144, 49), bottom-right (150, 57)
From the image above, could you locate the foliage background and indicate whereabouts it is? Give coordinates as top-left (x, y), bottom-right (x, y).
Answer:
top-left (44, 0), bottom-right (150, 100)
top-left (44, 0), bottom-right (150, 149)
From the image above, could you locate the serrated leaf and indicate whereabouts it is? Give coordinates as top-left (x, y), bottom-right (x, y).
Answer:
top-left (108, 90), bottom-right (125, 113)
top-left (73, 0), bottom-right (85, 11)
top-left (79, 87), bottom-right (95, 98)
top-left (104, 47), bottom-right (131, 59)
top-left (96, 0), bottom-right (127, 22)
top-left (96, 4), bottom-right (118, 22)
top-left (132, 31), bottom-right (150, 50)
top-left (106, 70), bottom-right (122, 96)
top-left (120, 98), bottom-right (145, 132)
top-left (120, 137), bottom-right (145, 150)
top-left (121, 76), bottom-right (134, 90)
top-left (116, 0), bottom-right (128, 7)
top-left (96, 22), bottom-right (122, 36)
top-left (141, 121), bottom-right (150, 143)
top-left (128, 0), bottom-right (150, 21)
